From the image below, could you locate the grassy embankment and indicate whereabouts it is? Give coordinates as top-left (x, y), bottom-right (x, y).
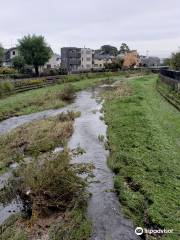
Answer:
top-left (103, 74), bottom-right (180, 240)
top-left (0, 71), bottom-right (144, 122)
top-left (0, 111), bottom-right (91, 240)
top-left (156, 78), bottom-right (180, 111)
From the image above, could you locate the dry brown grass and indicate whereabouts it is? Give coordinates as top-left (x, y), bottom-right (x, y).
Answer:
top-left (102, 82), bottom-right (131, 100)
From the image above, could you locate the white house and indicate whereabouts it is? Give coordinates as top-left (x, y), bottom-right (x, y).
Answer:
top-left (3, 47), bottom-right (19, 67)
top-left (44, 53), bottom-right (61, 69)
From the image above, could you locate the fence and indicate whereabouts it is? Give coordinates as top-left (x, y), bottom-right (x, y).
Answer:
top-left (159, 69), bottom-right (180, 91)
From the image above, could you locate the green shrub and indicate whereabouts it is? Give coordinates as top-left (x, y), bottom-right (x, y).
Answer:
top-left (0, 80), bottom-right (14, 97)
top-left (58, 84), bottom-right (75, 101)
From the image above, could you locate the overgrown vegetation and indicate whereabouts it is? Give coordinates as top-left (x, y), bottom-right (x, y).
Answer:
top-left (0, 72), bottom-right (128, 121)
top-left (157, 78), bottom-right (180, 110)
top-left (103, 75), bottom-right (180, 240)
top-left (0, 152), bottom-right (91, 240)
top-left (0, 111), bottom-right (91, 239)
top-left (0, 67), bottom-right (16, 74)
top-left (0, 80), bottom-right (14, 97)
top-left (0, 111), bottom-right (77, 171)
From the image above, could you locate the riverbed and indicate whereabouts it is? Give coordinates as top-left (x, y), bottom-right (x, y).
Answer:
top-left (0, 87), bottom-right (139, 240)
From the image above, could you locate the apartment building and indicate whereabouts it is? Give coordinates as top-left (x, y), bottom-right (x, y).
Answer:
top-left (61, 47), bottom-right (81, 72)
top-left (81, 48), bottom-right (92, 70)
top-left (61, 47), bottom-right (93, 72)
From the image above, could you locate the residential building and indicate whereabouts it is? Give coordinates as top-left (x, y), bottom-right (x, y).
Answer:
top-left (61, 47), bottom-right (93, 72)
top-left (81, 48), bottom-right (92, 70)
top-left (3, 47), bottom-right (19, 67)
top-left (61, 47), bottom-right (81, 72)
top-left (44, 53), bottom-right (61, 69)
top-left (140, 56), bottom-right (160, 67)
top-left (93, 53), bottom-right (115, 69)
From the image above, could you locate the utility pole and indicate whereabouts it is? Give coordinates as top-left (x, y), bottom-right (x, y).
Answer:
top-left (146, 50), bottom-right (149, 57)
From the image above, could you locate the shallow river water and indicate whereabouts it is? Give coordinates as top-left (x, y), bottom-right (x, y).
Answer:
top-left (0, 88), bottom-right (140, 240)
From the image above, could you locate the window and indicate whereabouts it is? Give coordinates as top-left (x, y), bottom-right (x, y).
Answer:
top-left (12, 51), bottom-right (15, 55)
top-left (86, 57), bottom-right (91, 61)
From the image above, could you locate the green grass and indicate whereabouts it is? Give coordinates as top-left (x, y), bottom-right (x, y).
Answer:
top-left (0, 71), bottom-right (145, 122)
top-left (49, 208), bottom-right (91, 240)
top-left (0, 77), bottom-right (100, 121)
top-left (103, 74), bottom-right (180, 240)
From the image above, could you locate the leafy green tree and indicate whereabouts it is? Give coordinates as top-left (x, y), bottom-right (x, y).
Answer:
top-left (171, 52), bottom-right (180, 70)
top-left (12, 55), bottom-right (25, 73)
top-left (0, 44), bottom-right (4, 66)
top-left (18, 35), bottom-right (52, 76)
top-left (163, 58), bottom-right (171, 66)
top-left (119, 43), bottom-right (130, 54)
top-left (100, 45), bottom-right (118, 56)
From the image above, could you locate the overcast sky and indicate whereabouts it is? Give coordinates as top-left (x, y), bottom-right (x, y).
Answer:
top-left (0, 0), bottom-right (180, 58)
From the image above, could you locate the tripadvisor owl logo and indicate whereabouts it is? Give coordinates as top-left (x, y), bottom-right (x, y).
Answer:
top-left (135, 227), bottom-right (144, 235)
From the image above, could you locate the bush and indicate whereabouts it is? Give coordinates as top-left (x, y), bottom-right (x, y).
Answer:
top-left (59, 84), bottom-right (75, 101)
top-left (14, 78), bottom-right (44, 87)
top-left (14, 152), bottom-right (86, 217)
top-left (0, 67), bottom-right (16, 74)
top-left (0, 80), bottom-right (14, 97)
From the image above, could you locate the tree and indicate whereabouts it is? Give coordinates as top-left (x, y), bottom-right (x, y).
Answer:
top-left (163, 58), bottom-right (171, 66)
top-left (18, 35), bottom-right (52, 76)
top-left (0, 44), bottom-right (4, 66)
top-left (171, 52), bottom-right (180, 70)
top-left (123, 51), bottom-right (139, 69)
top-left (100, 45), bottom-right (118, 56)
top-left (119, 43), bottom-right (130, 54)
top-left (12, 55), bottom-right (25, 73)
top-left (104, 59), bottom-right (123, 70)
